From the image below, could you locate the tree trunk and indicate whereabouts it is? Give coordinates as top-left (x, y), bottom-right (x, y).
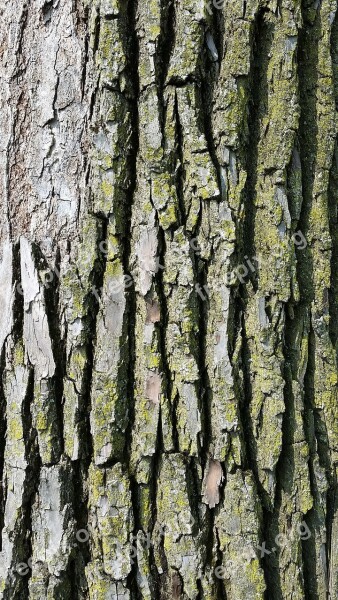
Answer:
top-left (0, 0), bottom-right (337, 598)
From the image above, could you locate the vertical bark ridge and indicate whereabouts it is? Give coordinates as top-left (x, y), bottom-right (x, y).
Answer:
top-left (0, 5), bottom-right (30, 591)
top-left (0, 241), bottom-right (39, 599)
top-left (297, 1), bottom-right (338, 598)
top-left (237, 0), bottom-right (271, 500)
top-left (239, 3), bottom-right (307, 598)
top-left (263, 4), bottom-right (315, 595)
top-left (297, 5), bottom-right (322, 599)
top-left (129, 2), bottom-right (168, 597)
top-left (327, 136), bottom-right (338, 596)
top-left (208, 1), bottom-right (268, 598)
top-left (156, 0), bottom-right (176, 129)
top-left (83, 0), bottom-right (139, 597)
top-left (328, 7), bottom-right (338, 597)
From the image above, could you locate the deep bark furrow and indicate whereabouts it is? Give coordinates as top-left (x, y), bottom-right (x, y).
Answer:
top-left (297, 1), bottom-right (338, 598)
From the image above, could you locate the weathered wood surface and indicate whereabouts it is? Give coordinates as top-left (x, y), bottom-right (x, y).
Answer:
top-left (0, 0), bottom-right (337, 598)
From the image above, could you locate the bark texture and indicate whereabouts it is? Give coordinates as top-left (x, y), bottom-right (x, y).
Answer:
top-left (0, 0), bottom-right (337, 598)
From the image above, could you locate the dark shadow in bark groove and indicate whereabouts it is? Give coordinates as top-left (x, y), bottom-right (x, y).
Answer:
top-left (81, 218), bottom-right (107, 467)
top-left (41, 244), bottom-right (65, 458)
top-left (155, 214), bottom-right (178, 451)
top-left (302, 326), bottom-right (321, 600)
top-left (117, 1), bottom-right (141, 597)
top-left (69, 461), bottom-right (90, 599)
top-left (194, 241), bottom-right (216, 566)
top-left (119, 0), bottom-right (139, 430)
top-left (242, 6), bottom-right (272, 267)
top-left (174, 91), bottom-right (187, 227)
top-left (186, 456), bottom-right (202, 532)
top-left (210, 0), bottom-right (225, 68)
top-left (41, 1), bottom-right (54, 26)
top-left (156, 0), bottom-right (176, 136)
top-left (297, 4), bottom-right (334, 598)
top-left (66, 217), bottom-right (107, 597)
top-left (273, 303), bottom-right (302, 591)
top-left (200, 20), bottom-right (223, 198)
top-left (80, 2), bottom-right (90, 103)
top-left (148, 415), bottom-right (164, 599)
top-left (87, 3), bottom-right (101, 122)
top-left (18, 368), bottom-right (41, 600)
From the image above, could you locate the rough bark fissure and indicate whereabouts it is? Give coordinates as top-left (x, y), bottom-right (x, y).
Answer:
top-left (156, 0), bottom-right (176, 127)
top-left (19, 370), bottom-right (40, 599)
top-left (298, 6), bottom-right (328, 600)
top-left (1, 0), bottom-right (338, 599)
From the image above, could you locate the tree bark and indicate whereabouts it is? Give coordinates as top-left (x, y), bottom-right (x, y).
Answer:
top-left (0, 0), bottom-right (337, 598)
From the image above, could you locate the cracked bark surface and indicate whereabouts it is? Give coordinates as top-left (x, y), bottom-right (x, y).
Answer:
top-left (0, 0), bottom-right (337, 598)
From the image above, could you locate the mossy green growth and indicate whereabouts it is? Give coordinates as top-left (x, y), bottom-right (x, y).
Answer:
top-left (92, 381), bottom-right (126, 463)
top-left (105, 257), bottom-right (123, 280)
top-left (8, 408), bottom-right (24, 442)
top-left (14, 341), bottom-right (24, 366)
top-left (137, 486), bottom-right (152, 531)
top-left (101, 180), bottom-right (113, 200)
top-left (61, 272), bottom-right (86, 317)
top-left (156, 454), bottom-right (193, 534)
top-left (88, 464), bottom-right (133, 581)
top-left (97, 19), bottom-right (125, 82)
top-left (151, 173), bottom-right (179, 230)
top-left (68, 347), bottom-right (87, 382)
top-left (245, 558), bottom-right (266, 595)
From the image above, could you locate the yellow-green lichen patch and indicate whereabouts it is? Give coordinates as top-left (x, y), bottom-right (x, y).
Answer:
top-left (215, 471), bottom-right (265, 599)
top-left (155, 454), bottom-right (202, 598)
top-left (32, 380), bottom-right (61, 465)
top-left (87, 464), bottom-right (134, 581)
